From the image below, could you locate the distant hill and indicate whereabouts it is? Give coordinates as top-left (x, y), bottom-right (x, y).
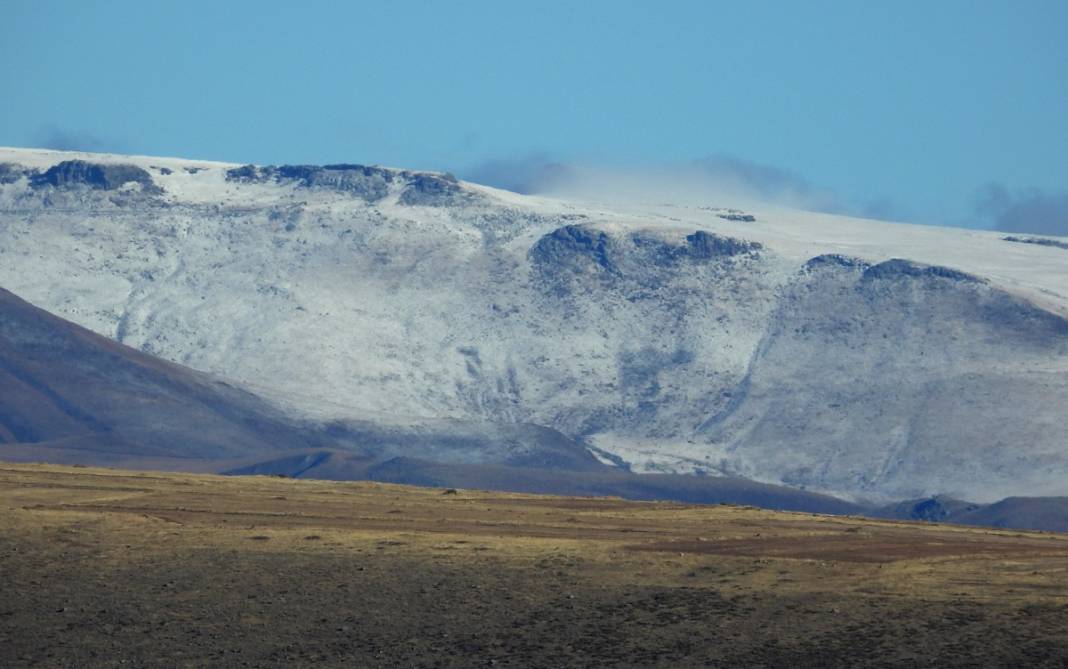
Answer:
top-left (226, 453), bottom-right (864, 516)
top-left (873, 496), bottom-right (1068, 533)
top-left (0, 286), bottom-right (328, 468)
top-left (951, 497), bottom-right (1068, 532)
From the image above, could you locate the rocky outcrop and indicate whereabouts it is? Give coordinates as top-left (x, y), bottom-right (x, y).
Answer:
top-left (397, 172), bottom-right (468, 206)
top-left (530, 226), bottom-right (761, 275)
top-left (225, 163), bottom-right (471, 205)
top-left (718, 212), bottom-right (756, 222)
top-left (0, 163), bottom-right (33, 184)
top-left (803, 254), bottom-right (869, 271)
top-left (861, 258), bottom-right (982, 283)
top-left (530, 225), bottom-right (616, 273)
top-left (683, 230), bottom-right (762, 259)
top-left (30, 160), bottom-right (158, 192)
top-left (226, 163), bottom-right (395, 202)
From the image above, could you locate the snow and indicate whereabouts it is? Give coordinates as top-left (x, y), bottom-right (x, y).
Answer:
top-left (1, 146), bottom-right (1066, 503)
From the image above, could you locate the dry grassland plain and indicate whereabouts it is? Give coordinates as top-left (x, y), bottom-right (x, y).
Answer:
top-left (1, 463), bottom-right (1067, 667)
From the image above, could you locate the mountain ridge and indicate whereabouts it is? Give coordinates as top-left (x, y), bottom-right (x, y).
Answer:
top-left (1, 147), bottom-right (1066, 503)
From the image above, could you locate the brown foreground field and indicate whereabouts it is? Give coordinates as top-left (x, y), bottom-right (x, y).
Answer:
top-left (1, 463), bottom-right (1067, 668)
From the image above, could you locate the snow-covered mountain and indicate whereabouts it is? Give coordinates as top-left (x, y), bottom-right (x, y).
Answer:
top-left (1, 147), bottom-right (1066, 503)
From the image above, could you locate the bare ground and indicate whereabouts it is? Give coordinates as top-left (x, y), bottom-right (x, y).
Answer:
top-left (1, 463), bottom-right (1067, 668)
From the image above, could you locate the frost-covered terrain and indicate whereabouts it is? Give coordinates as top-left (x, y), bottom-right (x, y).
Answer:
top-left (1, 147), bottom-right (1066, 503)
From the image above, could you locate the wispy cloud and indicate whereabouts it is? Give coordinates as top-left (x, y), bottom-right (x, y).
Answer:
top-left (458, 153), bottom-right (891, 217)
top-left (974, 183), bottom-right (1068, 236)
top-left (462, 154), bottom-right (1068, 234)
top-left (683, 155), bottom-right (842, 212)
top-left (858, 197), bottom-right (913, 223)
top-left (31, 125), bottom-right (126, 153)
top-left (459, 153), bottom-right (575, 195)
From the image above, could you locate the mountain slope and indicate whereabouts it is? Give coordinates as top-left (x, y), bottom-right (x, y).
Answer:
top-left (0, 285), bottom-right (324, 466)
top-left (1, 147), bottom-right (1066, 502)
top-left (1, 285), bottom-right (867, 514)
top-left (701, 255), bottom-right (1068, 500)
top-left (873, 495), bottom-right (1068, 533)
top-left (0, 285), bottom-right (605, 473)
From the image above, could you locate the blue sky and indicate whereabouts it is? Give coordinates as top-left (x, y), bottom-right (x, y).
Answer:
top-left (3, 1), bottom-right (1067, 231)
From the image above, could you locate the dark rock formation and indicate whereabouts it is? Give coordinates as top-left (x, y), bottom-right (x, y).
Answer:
top-left (861, 258), bottom-right (981, 283)
top-left (31, 160), bottom-right (158, 192)
top-left (683, 230), bottom-right (762, 258)
top-left (897, 497), bottom-right (980, 522)
top-left (0, 163), bottom-right (32, 184)
top-left (530, 225), bottom-right (616, 273)
top-left (804, 254), bottom-right (869, 271)
top-left (225, 164), bottom-right (260, 181)
top-left (530, 226), bottom-right (762, 277)
top-left (227, 163), bottom-right (394, 201)
top-left (397, 172), bottom-right (468, 206)
top-left (225, 163), bottom-right (470, 205)
top-left (718, 213), bottom-right (756, 222)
